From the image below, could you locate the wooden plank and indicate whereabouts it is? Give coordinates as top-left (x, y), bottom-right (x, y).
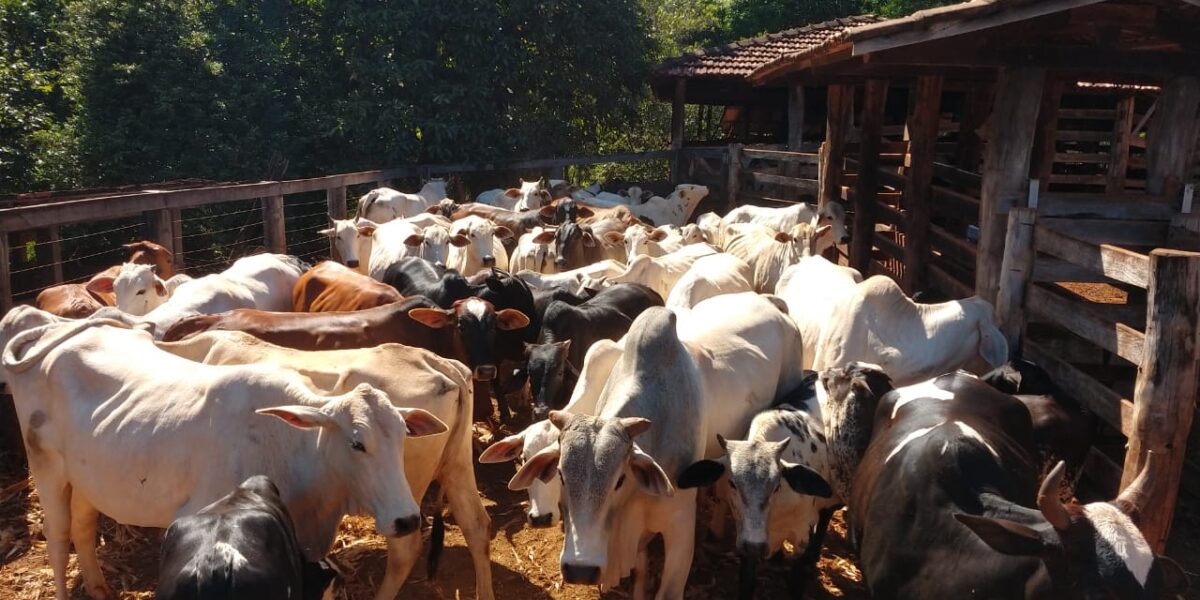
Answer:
top-left (147, 209), bottom-right (174, 259)
top-left (956, 84), bottom-right (993, 173)
top-left (932, 162), bottom-right (982, 190)
top-left (1026, 286), bottom-right (1145, 365)
top-left (852, 80), bottom-right (890, 274)
top-left (788, 84), bottom-right (805, 150)
top-left (996, 208), bottom-right (1036, 352)
top-left (1146, 76), bottom-right (1200, 198)
top-left (1122, 249), bottom-right (1200, 551)
top-left (0, 233), bottom-right (10, 312)
top-left (670, 78), bottom-right (686, 185)
top-left (875, 201), bottom-right (905, 228)
top-left (930, 224), bottom-right (977, 265)
top-left (1047, 174), bottom-right (1109, 185)
top-left (931, 185), bottom-right (980, 221)
top-left (741, 149), bottom-right (819, 164)
top-left (903, 75), bottom-right (944, 293)
top-left (928, 262), bottom-right (974, 298)
top-left (1056, 130), bottom-right (1113, 142)
top-left (171, 208), bottom-right (184, 270)
top-left (745, 171), bottom-right (819, 195)
top-left (875, 232), bottom-right (904, 260)
top-left (1060, 108), bottom-right (1119, 120)
top-left (1107, 96), bottom-right (1136, 193)
top-left (1034, 226), bottom-right (1150, 288)
top-left (47, 225), bottom-right (62, 283)
top-left (326, 186), bottom-right (347, 258)
top-left (727, 144), bottom-right (743, 209)
top-left (1039, 218), bottom-right (1167, 247)
top-left (263, 196), bottom-right (286, 253)
top-left (1036, 195), bottom-right (1175, 220)
top-left (1033, 257), bottom-right (1125, 284)
top-left (1055, 152), bottom-right (1112, 164)
top-left (1030, 81), bottom-right (1065, 193)
top-left (978, 67), bottom-right (1046, 304)
top-left (1024, 339), bottom-right (1133, 436)
top-left (820, 84), bottom-right (853, 211)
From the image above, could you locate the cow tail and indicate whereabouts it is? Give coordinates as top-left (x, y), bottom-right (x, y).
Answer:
top-left (427, 497), bottom-right (445, 579)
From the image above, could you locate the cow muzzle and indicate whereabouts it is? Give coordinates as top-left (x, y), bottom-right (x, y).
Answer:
top-left (561, 563), bottom-right (601, 585)
top-left (737, 541), bottom-right (770, 560)
top-left (839, 235), bottom-right (851, 244)
top-left (474, 365), bottom-right (498, 381)
top-left (392, 515), bottom-right (421, 536)
top-left (482, 255), bottom-right (496, 266)
top-left (528, 511), bottom-right (556, 528)
top-left (346, 259), bottom-right (360, 268)
top-left (554, 256), bottom-right (568, 267)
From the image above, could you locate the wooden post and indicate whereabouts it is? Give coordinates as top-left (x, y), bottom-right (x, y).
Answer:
top-left (0, 232), bottom-right (11, 313)
top-left (263, 196), bottom-right (287, 253)
top-left (147, 209), bottom-right (174, 255)
top-left (1121, 249), bottom-right (1200, 551)
top-left (171, 209), bottom-right (184, 270)
top-left (786, 83), bottom-right (806, 201)
top-left (1107, 95), bottom-right (1136, 193)
top-left (957, 83), bottom-right (994, 174)
top-left (820, 84), bottom-right (853, 211)
top-left (995, 208), bottom-right (1037, 354)
top-left (670, 78), bottom-right (687, 184)
top-left (976, 67), bottom-right (1046, 304)
top-left (726, 143), bottom-right (743, 210)
top-left (902, 75), bottom-right (944, 293)
top-left (851, 80), bottom-right (890, 274)
top-left (1146, 76), bottom-right (1200, 198)
top-left (48, 226), bottom-right (63, 283)
top-left (1029, 80), bottom-right (1064, 193)
top-left (327, 186), bottom-right (347, 258)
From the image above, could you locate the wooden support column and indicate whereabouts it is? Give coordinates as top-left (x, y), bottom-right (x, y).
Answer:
top-left (146, 209), bottom-right (174, 255)
top-left (1107, 95), bottom-right (1136, 193)
top-left (48, 226), bottom-right (63, 283)
top-left (995, 208), bottom-right (1037, 354)
top-left (263, 196), bottom-right (287, 253)
top-left (327, 186), bottom-right (347, 258)
top-left (957, 84), bottom-right (994, 174)
top-left (0, 233), bottom-right (11, 313)
top-left (171, 209), bottom-right (184, 269)
top-left (977, 67), bottom-right (1046, 304)
top-left (670, 78), bottom-right (687, 184)
top-left (785, 83), bottom-right (806, 201)
top-left (820, 84), bottom-right (853, 211)
top-left (1146, 76), bottom-right (1200, 199)
top-left (1029, 80), bottom-right (1064, 192)
top-left (726, 143), bottom-right (743, 210)
top-left (902, 75), bottom-right (944, 293)
top-left (1121, 249), bottom-right (1200, 552)
top-left (851, 80), bottom-right (889, 274)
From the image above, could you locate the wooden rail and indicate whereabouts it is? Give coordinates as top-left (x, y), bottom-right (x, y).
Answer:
top-left (736, 146), bottom-right (820, 207)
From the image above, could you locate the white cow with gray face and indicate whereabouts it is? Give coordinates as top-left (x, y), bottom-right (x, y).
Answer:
top-left (722, 201), bottom-right (849, 254)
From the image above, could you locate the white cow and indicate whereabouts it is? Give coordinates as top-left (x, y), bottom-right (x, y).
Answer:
top-left (516, 260), bottom-right (626, 292)
top-left (157, 331), bottom-right (493, 600)
top-left (479, 338), bottom-right (624, 527)
top-left (510, 226), bottom-right (558, 274)
top-left (357, 179), bottom-right (448, 223)
top-left (137, 253), bottom-right (304, 338)
top-left (812, 275), bottom-right (1009, 385)
top-left (722, 201), bottom-right (849, 254)
top-left (724, 222), bottom-right (831, 293)
top-left (604, 225), bottom-right (686, 262)
top-left (604, 243), bottom-right (719, 299)
top-left (478, 179), bottom-right (550, 211)
top-left (86, 263), bottom-right (192, 316)
top-left (775, 256), bottom-right (863, 369)
top-left (320, 218), bottom-right (377, 273)
top-left (695, 212), bottom-right (724, 246)
top-left (630, 184), bottom-right (709, 227)
top-left (508, 294), bottom-right (806, 598)
top-left (0, 314), bottom-right (443, 600)
top-left (446, 215), bottom-right (513, 276)
top-left (366, 218), bottom-right (461, 279)
top-left (665, 253), bottom-right (754, 310)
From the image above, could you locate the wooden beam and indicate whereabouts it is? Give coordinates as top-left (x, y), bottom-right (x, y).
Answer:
top-left (996, 208), bottom-right (1037, 353)
top-left (146, 209), bottom-right (174, 259)
top-left (978, 67), bottom-right (1046, 303)
top-left (903, 75), bottom-right (944, 293)
top-left (820, 84), bottom-right (854, 212)
top-left (1026, 286), bottom-right (1146, 365)
top-left (852, 80), bottom-right (890, 274)
top-left (957, 83), bottom-right (994, 173)
top-left (928, 262), bottom-right (974, 298)
top-left (1029, 80), bottom-right (1065, 192)
top-left (1107, 96), bottom-right (1136, 193)
top-left (1122, 249), bottom-right (1200, 551)
top-left (1146, 76), bottom-right (1200, 198)
top-left (1033, 226), bottom-right (1151, 288)
top-left (0, 233), bottom-right (10, 312)
top-left (788, 84), bottom-right (805, 150)
top-left (1024, 339), bottom-right (1133, 437)
top-left (171, 209), bottom-right (184, 270)
top-left (263, 196), bottom-right (286, 254)
top-left (326, 186), bottom-right (347, 259)
top-left (1039, 218), bottom-right (1167, 247)
top-left (744, 171), bottom-right (819, 196)
top-left (670, 78), bottom-right (687, 184)
top-left (47, 225), bottom-right (62, 284)
top-left (726, 144), bottom-right (743, 209)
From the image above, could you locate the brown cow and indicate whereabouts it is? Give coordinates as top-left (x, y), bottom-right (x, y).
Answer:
top-left (123, 241), bottom-right (175, 278)
top-left (161, 296), bottom-right (529, 382)
top-left (293, 261), bottom-right (402, 312)
top-left (34, 266), bottom-right (121, 319)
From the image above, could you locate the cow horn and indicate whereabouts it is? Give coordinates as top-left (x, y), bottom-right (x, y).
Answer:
top-left (1037, 461), bottom-right (1071, 531)
top-left (1115, 450), bottom-right (1160, 517)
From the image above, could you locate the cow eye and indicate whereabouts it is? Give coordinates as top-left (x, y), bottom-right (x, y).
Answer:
top-left (615, 474), bottom-right (626, 490)
top-left (135, 290), bottom-right (146, 296)
top-left (351, 440), bottom-right (366, 453)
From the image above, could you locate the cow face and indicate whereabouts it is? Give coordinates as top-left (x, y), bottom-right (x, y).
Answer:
top-left (671, 184), bottom-right (710, 218)
top-left (478, 419), bottom-right (564, 527)
top-left (819, 363), bottom-right (894, 501)
top-left (820, 201), bottom-right (850, 245)
top-left (955, 457), bottom-right (1189, 599)
top-left (524, 340), bottom-right (572, 420)
top-left (519, 178), bottom-right (550, 209)
top-left (553, 223), bottom-right (595, 269)
top-left (407, 224), bottom-right (453, 269)
top-left (695, 212), bottom-right (724, 245)
top-left (509, 411), bottom-right (673, 585)
top-left (257, 384), bottom-right (446, 538)
top-left (773, 222), bottom-right (832, 259)
top-left (123, 241), bottom-right (175, 279)
top-left (409, 297), bottom-right (529, 380)
top-left (107, 262), bottom-right (169, 316)
top-left (319, 219), bottom-right (376, 269)
top-left (451, 216), bottom-right (512, 270)
top-left (618, 225), bottom-right (668, 262)
top-left (679, 224), bottom-right (704, 245)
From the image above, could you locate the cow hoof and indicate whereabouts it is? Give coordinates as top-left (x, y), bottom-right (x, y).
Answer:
top-left (84, 582), bottom-right (115, 600)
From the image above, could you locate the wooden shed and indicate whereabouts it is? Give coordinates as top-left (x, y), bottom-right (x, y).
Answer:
top-left (656, 0), bottom-right (1200, 553)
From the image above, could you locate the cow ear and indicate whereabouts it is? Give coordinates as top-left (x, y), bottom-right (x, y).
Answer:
top-left (398, 408), bottom-right (448, 437)
top-left (538, 205), bottom-right (556, 220)
top-left (479, 431), bottom-right (527, 464)
top-left (493, 226), bottom-right (515, 240)
top-left (603, 231), bottom-right (624, 243)
top-left (508, 444), bottom-right (560, 490)
top-left (774, 231), bottom-right (794, 243)
top-left (630, 447), bottom-right (674, 497)
top-left (403, 234), bottom-right (423, 247)
top-left (357, 225), bottom-right (377, 237)
top-left (556, 339), bottom-right (572, 355)
top-left (318, 228), bottom-right (335, 236)
top-left (647, 228), bottom-right (668, 242)
top-left (85, 276), bottom-right (115, 295)
top-left (1156, 556), bottom-right (1189, 595)
top-left (582, 231), bottom-right (596, 247)
top-left (781, 460), bottom-right (834, 498)
top-left (257, 405), bottom-right (336, 430)
top-left (504, 188), bottom-right (521, 198)
top-left (408, 307), bottom-right (456, 329)
top-left (548, 410), bottom-right (574, 430)
top-left (154, 279), bottom-right (168, 297)
top-left (815, 225), bottom-right (833, 239)
top-left (677, 459), bottom-right (725, 489)
top-left (620, 417), bottom-right (651, 438)
top-left (450, 234), bottom-right (471, 247)
top-left (953, 514), bottom-right (1047, 557)
top-left (533, 230), bottom-right (556, 245)
top-left (577, 206), bottom-right (594, 218)
top-left (424, 204), bottom-right (442, 214)
top-left (496, 309), bottom-right (530, 331)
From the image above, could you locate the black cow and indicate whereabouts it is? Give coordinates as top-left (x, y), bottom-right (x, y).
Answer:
top-left (821, 364), bottom-right (1188, 599)
top-left (157, 475), bottom-right (335, 600)
top-left (523, 283), bottom-right (662, 419)
top-left (381, 257), bottom-right (473, 308)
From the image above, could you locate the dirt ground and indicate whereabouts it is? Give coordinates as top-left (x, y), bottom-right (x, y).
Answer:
top-left (0, 442), bottom-right (868, 600)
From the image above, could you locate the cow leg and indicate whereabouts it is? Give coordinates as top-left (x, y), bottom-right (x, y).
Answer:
top-left (472, 380), bottom-right (493, 422)
top-left (790, 507), bottom-right (836, 596)
top-left (70, 493), bottom-right (113, 600)
top-left (444, 475), bottom-right (495, 600)
top-left (39, 480), bottom-right (73, 600)
top-left (374, 532), bottom-right (421, 600)
top-left (654, 502), bottom-right (696, 600)
top-left (631, 533), bottom-right (652, 600)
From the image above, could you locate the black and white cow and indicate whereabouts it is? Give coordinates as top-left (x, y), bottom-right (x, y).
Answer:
top-left (157, 475), bottom-right (336, 600)
top-left (820, 365), bottom-right (1188, 599)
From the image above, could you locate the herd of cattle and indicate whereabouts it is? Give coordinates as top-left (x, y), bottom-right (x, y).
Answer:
top-left (4, 176), bottom-right (1189, 599)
